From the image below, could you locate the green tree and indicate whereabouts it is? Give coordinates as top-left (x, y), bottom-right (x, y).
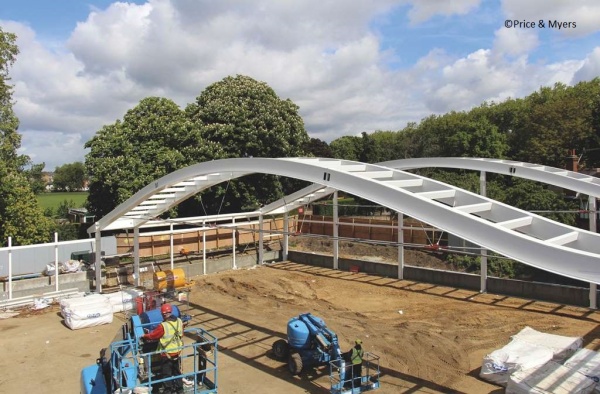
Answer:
top-left (85, 96), bottom-right (223, 218)
top-left (369, 130), bottom-right (404, 162)
top-left (507, 82), bottom-right (597, 167)
top-left (24, 162), bottom-right (46, 194)
top-left (503, 178), bottom-right (577, 225)
top-left (330, 135), bottom-right (361, 160)
top-left (0, 28), bottom-right (52, 246)
top-left (185, 75), bottom-right (309, 213)
top-left (53, 162), bottom-right (86, 191)
top-left (303, 137), bottom-right (333, 158)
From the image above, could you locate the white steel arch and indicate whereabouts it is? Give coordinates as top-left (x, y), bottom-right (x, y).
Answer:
top-left (91, 157), bottom-right (600, 286)
top-left (260, 157), bottom-right (600, 218)
top-left (380, 157), bottom-right (600, 197)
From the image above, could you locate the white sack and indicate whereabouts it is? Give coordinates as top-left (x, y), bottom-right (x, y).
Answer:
top-left (506, 360), bottom-right (596, 394)
top-left (61, 294), bottom-right (113, 330)
top-left (60, 294), bottom-right (109, 318)
top-left (61, 259), bottom-right (82, 273)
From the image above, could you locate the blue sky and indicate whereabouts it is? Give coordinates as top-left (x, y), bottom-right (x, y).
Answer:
top-left (1, 0), bottom-right (599, 171)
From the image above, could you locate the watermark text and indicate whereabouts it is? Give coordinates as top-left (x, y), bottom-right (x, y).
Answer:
top-left (504, 20), bottom-right (576, 29)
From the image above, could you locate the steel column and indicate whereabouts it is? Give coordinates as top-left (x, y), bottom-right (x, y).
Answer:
top-left (398, 213), bottom-right (404, 280)
top-left (590, 195), bottom-right (597, 309)
top-left (54, 232), bottom-right (59, 292)
top-left (134, 227), bottom-right (140, 287)
top-left (333, 191), bottom-right (339, 270)
top-left (259, 214), bottom-right (264, 264)
top-left (94, 223), bottom-right (102, 293)
top-left (170, 223), bottom-right (174, 270)
top-left (232, 218), bottom-right (236, 269)
top-left (283, 212), bottom-right (289, 261)
top-left (202, 221), bottom-right (206, 275)
top-left (8, 237), bottom-right (12, 300)
top-left (480, 171), bottom-right (487, 293)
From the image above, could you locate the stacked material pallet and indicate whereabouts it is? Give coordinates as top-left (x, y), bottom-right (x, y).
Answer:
top-left (564, 349), bottom-right (600, 393)
top-left (507, 361), bottom-right (595, 393)
top-left (480, 326), bottom-right (583, 390)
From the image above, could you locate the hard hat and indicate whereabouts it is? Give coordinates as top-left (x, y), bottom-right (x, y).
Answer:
top-left (161, 304), bottom-right (172, 315)
top-left (355, 339), bottom-right (362, 345)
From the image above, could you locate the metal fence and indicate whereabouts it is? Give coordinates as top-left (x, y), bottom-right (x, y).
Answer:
top-left (0, 236), bottom-right (117, 277)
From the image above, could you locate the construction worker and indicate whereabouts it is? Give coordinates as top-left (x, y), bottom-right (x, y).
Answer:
top-left (344, 338), bottom-right (364, 388)
top-left (142, 304), bottom-right (184, 394)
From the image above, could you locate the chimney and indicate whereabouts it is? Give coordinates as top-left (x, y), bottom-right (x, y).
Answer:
top-left (566, 149), bottom-right (578, 172)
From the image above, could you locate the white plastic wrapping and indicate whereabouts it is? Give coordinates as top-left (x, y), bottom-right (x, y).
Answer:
top-left (480, 339), bottom-right (554, 386)
top-left (106, 288), bottom-right (144, 313)
top-left (506, 360), bottom-right (596, 394)
top-left (60, 294), bottom-right (113, 330)
top-left (564, 348), bottom-right (600, 392)
top-left (513, 326), bottom-right (582, 361)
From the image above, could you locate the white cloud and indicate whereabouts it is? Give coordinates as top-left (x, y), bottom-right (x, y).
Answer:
top-left (2, 0), bottom-right (599, 170)
top-left (493, 27), bottom-right (539, 57)
top-left (419, 47), bottom-right (584, 113)
top-left (403, 0), bottom-right (481, 24)
top-left (573, 47), bottom-right (600, 83)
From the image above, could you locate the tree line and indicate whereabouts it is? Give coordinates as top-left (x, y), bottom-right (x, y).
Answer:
top-left (2, 25), bottom-right (599, 269)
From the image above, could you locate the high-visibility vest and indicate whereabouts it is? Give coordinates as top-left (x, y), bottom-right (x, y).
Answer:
top-left (350, 347), bottom-right (364, 365)
top-left (158, 319), bottom-right (183, 357)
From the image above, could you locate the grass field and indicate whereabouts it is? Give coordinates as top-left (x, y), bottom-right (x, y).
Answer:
top-left (36, 192), bottom-right (88, 210)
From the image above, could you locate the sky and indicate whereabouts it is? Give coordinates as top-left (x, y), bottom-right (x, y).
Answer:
top-left (1, 0), bottom-right (600, 171)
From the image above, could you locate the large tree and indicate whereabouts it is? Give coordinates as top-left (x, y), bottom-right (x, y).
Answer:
top-left (53, 161), bottom-right (86, 191)
top-left (303, 137), bottom-right (333, 158)
top-left (0, 28), bottom-right (52, 245)
top-left (185, 75), bottom-right (310, 213)
top-left (85, 97), bottom-right (223, 218)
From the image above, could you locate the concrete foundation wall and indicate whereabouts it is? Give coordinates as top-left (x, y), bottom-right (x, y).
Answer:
top-left (287, 250), bottom-right (597, 308)
top-left (3, 249), bottom-right (596, 309)
top-left (1, 250), bottom-right (282, 301)
top-left (0, 272), bottom-right (89, 300)
top-left (487, 277), bottom-right (591, 306)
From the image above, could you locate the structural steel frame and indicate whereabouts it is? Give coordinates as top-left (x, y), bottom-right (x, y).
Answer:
top-left (87, 158), bottom-right (600, 303)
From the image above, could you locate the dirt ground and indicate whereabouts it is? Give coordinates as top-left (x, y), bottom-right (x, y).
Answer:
top-left (1, 234), bottom-right (600, 394)
top-left (2, 254), bottom-right (600, 394)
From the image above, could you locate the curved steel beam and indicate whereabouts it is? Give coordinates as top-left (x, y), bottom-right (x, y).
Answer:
top-left (380, 157), bottom-right (600, 197)
top-left (91, 157), bottom-right (600, 284)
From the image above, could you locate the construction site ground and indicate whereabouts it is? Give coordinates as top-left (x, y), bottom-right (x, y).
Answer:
top-left (2, 239), bottom-right (600, 393)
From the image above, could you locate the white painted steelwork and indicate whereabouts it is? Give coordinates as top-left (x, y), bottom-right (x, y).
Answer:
top-left (380, 157), bottom-right (600, 197)
top-left (90, 157), bottom-right (600, 285)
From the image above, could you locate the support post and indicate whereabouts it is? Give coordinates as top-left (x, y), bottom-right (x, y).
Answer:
top-left (397, 213), bottom-right (404, 280)
top-left (94, 223), bottom-right (102, 293)
top-left (134, 227), bottom-right (140, 287)
top-left (590, 195), bottom-right (597, 309)
top-left (479, 170), bottom-right (488, 293)
top-left (259, 213), bottom-right (264, 264)
top-left (170, 223), bottom-right (174, 270)
top-left (54, 232), bottom-right (59, 292)
top-left (202, 221), bottom-right (207, 275)
top-left (333, 191), bottom-right (339, 270)
top-left (8, 237), bottom-right (12, 300)
top-left (283, 212), bottom-right (289, 261)
top-left (232, 217), bottom-right (237, 269)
